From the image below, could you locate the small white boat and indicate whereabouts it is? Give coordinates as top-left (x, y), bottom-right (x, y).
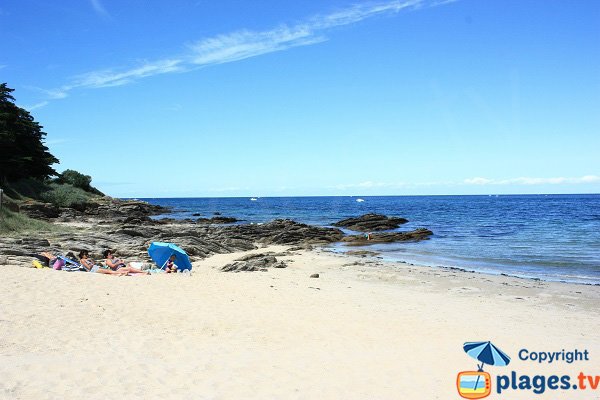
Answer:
top-left (356, 198), bottom-right (365, 202)
top-left (250, 198), bottom-right (258, 201)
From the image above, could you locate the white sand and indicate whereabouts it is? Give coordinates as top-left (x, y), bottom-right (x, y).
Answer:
top-left (1, 246), bottom-right (599, 399)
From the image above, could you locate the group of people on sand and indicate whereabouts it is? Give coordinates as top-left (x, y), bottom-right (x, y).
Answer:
top-left (36, 249), bottom-right (150, 276)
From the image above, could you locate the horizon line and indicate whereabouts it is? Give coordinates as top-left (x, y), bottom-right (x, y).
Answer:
top-left (122, 192), bottom-right (600, 200)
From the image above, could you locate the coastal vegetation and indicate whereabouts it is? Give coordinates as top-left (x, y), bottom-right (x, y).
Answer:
top-left (0, 83), bottom-right (103, 231)
top-left (0, 207), bottom-right (57, 234)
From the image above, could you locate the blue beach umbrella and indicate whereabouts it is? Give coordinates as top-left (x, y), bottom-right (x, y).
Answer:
top-left (463, 341), bottom-right (511, 370)
top-left (148, 242), bottom-right (192, 271)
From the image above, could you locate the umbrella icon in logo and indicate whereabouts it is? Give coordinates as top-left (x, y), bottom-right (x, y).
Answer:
top-left (463, 341), bottom-right (511, 370)
top-left (457, 341), bottom-right (511, 399)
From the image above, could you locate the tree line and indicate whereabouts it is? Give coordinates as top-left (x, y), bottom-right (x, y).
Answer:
top-left (0, 83), bottom-right (101, 196)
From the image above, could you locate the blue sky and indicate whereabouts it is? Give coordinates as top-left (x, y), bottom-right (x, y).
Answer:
top-left (1, 0), bottom-right (599, 197)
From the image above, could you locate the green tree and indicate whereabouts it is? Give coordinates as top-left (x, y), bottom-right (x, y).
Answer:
top-left (0, 83), bottom-right (58, 184)
top-left (60, 169), bottom-right (92, 191)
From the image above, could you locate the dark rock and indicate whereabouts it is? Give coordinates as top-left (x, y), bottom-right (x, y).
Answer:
top-left (346, 250), bottom-right (380, 257)
top-left (58, 207), bottom-right (79, 220)
top-left (221, 219), bottom-right (343, 246)
top-left (196, 216), bottom-right (239, 224)
top-left (310, 273), bottom-right (319, 278)
top-left (222, 254), bottom-right (287, 272)
top-left (192, 213), bottom-right (201, 217)
top-left (213, 212), bottom-right (221, 215)
top-left (113, 228), bottom-right (148, 237)
top-left (21, 238), bottom-right (51, 247)
top-left (83, 197), bottom-right (168, 220)
top-left (288, 244), bottom-right (313, 251)
top-left (341, 228), bottom-right (433, 246)
top-left (19, 201), bottom-right (59, 219)
top-left (333, 213), bottom-right (408, 232)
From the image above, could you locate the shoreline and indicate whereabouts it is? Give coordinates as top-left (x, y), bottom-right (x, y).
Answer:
top-left (143, 194), bottom-right (600, 286)
top-left (323, 246), bottom-right (600, 287)
top-left (1, 245), bottom-right (598, 399)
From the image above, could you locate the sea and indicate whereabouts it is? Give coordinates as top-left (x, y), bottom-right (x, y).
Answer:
top-left (138, 195), bottom-right (600, 285)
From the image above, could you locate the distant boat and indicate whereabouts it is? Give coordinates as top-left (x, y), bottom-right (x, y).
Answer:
top-left (356, 198), bottom-right (365, 202)
top-left (250, 198), bottom-right (258, 201)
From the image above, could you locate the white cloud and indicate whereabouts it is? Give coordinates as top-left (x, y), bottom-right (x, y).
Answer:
top-left (38, 0), bottom-right (452, 102)
top-left (27, 101), bottom-right (49, 111)
top-left (72, 59), bottom-right (184, 89)
top-left (45, 138), bottom-right (68, 146)
top-left (206, 186), bottom-right (244, 193)
top-left (464, 177), bottom-right (493, 185)
top-left (189, 27), bottom-right (325, 66)
top-left (334, 181), bottom-right (407, 190)
top-left (463, 175), bottom-right (600, 185)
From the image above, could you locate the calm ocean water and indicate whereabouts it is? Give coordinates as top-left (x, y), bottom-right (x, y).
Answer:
top-left (139, 195), bottom-right (600, 284)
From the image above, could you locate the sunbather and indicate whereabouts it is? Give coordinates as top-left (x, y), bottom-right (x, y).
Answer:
top-left (164, 254), bottom-right (179, 273)
top-left (79, 250), bottom-right (127, 276)
top-left (103, 250), bottom-right (149, 275)
top-left (35, 251), bottom-right (58, 268)
top-left (35, 251), bottom-right (78, 270)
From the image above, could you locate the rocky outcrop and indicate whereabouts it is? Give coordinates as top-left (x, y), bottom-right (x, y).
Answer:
top-left (333, 213), bottom-right (408, 232)
top-left (19, 201), bottom-right (59, 220)
top-left (196, 216), bottom-right (239, 224)
top-left (341, 228), bottom-right (433, 246)
top-left (83, 197), bottom-right (167, 221)
top-left (220, 219), bottom-right (344, 245)
top-left (221, 254), bottom-right (287, 272)
top-left (1, 209), bottom-right (431, 269)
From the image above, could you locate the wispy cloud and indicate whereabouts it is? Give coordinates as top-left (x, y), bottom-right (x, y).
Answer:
top-left (72, 59), bottom-right (184, 89)
top-left (464, 175), bottom-right (600, 185)
top-left (335, 175), bottom-right (600, 190)
top-left (90, 0), bottom-right (110, 19)
top-left (334, 181), bottom-right (406, 190)
top-left (27, 101), bottom-right (49, 111)
top-left (0, 64), bottom-right (7, 70)
top-left (333, 180), bottom-right (451, 190)
top-left (31, 0), bottom-right (453, 109)
top-left (45, 138), bottom-right (69, 146)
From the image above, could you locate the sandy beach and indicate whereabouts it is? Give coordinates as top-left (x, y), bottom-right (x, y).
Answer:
top-left (1, 246), bottom-right (598, 399)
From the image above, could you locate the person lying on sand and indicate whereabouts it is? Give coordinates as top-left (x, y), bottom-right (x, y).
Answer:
top-left (35, 251), bottom-right (78, 270)
top-left (35, 251), bottom-right (58, 268)
top-left (103, 250), bottom-right (150, 275)
top-left (79, 250), bottom-right (127, 276)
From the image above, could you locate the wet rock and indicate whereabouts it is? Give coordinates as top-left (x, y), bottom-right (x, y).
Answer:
top-left (346, 250), bottom-right (380, 257)
top-left (196, 216), bottom-right (239, 224)
top-left (341, 228), bottom-right (433, 246)
top-left (333, 213), bottom-right (408, 232)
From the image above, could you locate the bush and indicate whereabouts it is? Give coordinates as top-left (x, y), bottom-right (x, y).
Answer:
top-left (40, 183), bottom-right (91, 209)
top-left (57, 169), bottom-right (104, 195)
top-left (60, 169), bottom-right (92, 190)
